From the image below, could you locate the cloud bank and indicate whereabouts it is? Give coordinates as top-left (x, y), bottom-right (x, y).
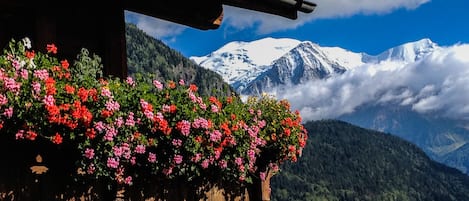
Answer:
top-left (272, 44), bottom-right (469, 122)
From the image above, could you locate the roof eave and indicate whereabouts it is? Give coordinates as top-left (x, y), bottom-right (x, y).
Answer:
top-left (223, 0), bottom-right (316, 20)
top-left (125, 0), bottom-right (316, 30)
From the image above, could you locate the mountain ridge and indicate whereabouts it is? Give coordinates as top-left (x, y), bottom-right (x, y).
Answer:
top-left (192, 37), bottom-right (439, 95)
top-left (125, 23), bottom-right (234, 96)
top-left (190, 37), bottom-right (300, 87)
top-left (271, 120), bottom-right (469, 201)
top-left (375, 38), bottom-right (438, 62)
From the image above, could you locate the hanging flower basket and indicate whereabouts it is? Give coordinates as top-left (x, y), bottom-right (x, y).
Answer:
top-left (0, 38), bottom-right (307, 200)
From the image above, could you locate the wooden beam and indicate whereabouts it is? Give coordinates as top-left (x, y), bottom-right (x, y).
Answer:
top-left (223, 0), bottom-right (316, 19)
top-left (124, 0), bottom-right (224, 30)
top-left (34, 12), bottom-right (56, 54)
top-left (103, 0), bottom-right (128, 79)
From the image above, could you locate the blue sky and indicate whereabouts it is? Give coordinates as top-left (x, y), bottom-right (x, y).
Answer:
top-left (125, 0), bottom-right (469, 57)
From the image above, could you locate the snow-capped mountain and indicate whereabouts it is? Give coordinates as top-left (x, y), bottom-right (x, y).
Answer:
top-left (241, 41), bottom-right (365, 94)
top-left (192, 37), bottom-right (440, 95)
top-left (190, 37), bottom-right (300, 89)
top-left (192, 38), bottom-right (371, 94)
top-left (374, 38), bottom-right (438, 62)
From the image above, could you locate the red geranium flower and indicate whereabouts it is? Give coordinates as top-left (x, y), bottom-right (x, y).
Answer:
top-left (52, 133), bottom-right (63, 144)
top-left (46, 44), bottom-right (58, 54)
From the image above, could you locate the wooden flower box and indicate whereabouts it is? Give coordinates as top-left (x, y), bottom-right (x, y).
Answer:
top-left (0, 135), bottom-right (269, 201)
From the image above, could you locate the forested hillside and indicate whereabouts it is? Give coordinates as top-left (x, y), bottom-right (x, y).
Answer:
top-left (272, 120), bottom-right (469, 201)
top-left (125, 23), bottom-right (233, 96)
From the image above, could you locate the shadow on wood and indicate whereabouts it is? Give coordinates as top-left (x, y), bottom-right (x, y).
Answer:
top-left (0, 134), bottom-right (252, 200)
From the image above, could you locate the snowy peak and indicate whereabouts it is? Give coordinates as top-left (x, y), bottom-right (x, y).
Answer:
top-left (191, 37), bottom-right (440, 95)
top-left (190, 37), bottom-right (300, 84)
top-left (274, 41), bottom-right (348, 76)
top-left (216, 37), bottom-right (300, 66)
top-left (376, 38), bottom-right (438, 62)
top-left (291, 41), bottom-right (366, 70)
top-left (320, 46), bottom-right (367, 68)
top-left (240, 41), bottom-right (356, 95)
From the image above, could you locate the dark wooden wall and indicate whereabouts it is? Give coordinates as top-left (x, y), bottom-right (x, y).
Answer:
top-left (0, 135), bottom-right (250, 200)
top-left (0, 0), bottom-right (128, 78)
top-left (0, 135), bottom-right (105, 200)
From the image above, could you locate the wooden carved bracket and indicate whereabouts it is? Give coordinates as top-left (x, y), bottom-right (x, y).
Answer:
top-left (30, 154), bottom-right (49, 175)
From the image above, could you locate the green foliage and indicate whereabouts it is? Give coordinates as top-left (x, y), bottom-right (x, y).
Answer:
top-left (70, 48), bottom-right (103, 87)
top-left (125, 23), bottom-right (234, 96)
top-left (271, 120), bottom-right (469, 201)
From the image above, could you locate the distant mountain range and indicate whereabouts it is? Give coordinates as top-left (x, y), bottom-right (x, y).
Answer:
top-left (190, 37), bottom-right (301, 91)
top-left (191, 37), bottom-right (437, 95)
top-left (339, 104), bottom-right (469, 173)
top-left (271, 120), bottom-right (469, 201)
top-left (191, 37), bottom-right (469, 175)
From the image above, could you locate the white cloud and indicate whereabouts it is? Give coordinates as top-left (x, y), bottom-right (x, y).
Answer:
top-left (273, 44), bottom-right (469, 122)
top-left (312, 0), bottom-right (430, 18)
top-left (124, 11), bottom-right (186, 41)
top-left (223, 0), bottom-right (430, 34)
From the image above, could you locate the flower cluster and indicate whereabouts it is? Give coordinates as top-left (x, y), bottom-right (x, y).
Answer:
top-left (0, 38), bottom-right (307, 186)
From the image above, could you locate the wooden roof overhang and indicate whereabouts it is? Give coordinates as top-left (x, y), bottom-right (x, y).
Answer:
top-left (125, 0), bottom-right (317, 30)
top-left (0, 0), bottom-right (316, 78)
